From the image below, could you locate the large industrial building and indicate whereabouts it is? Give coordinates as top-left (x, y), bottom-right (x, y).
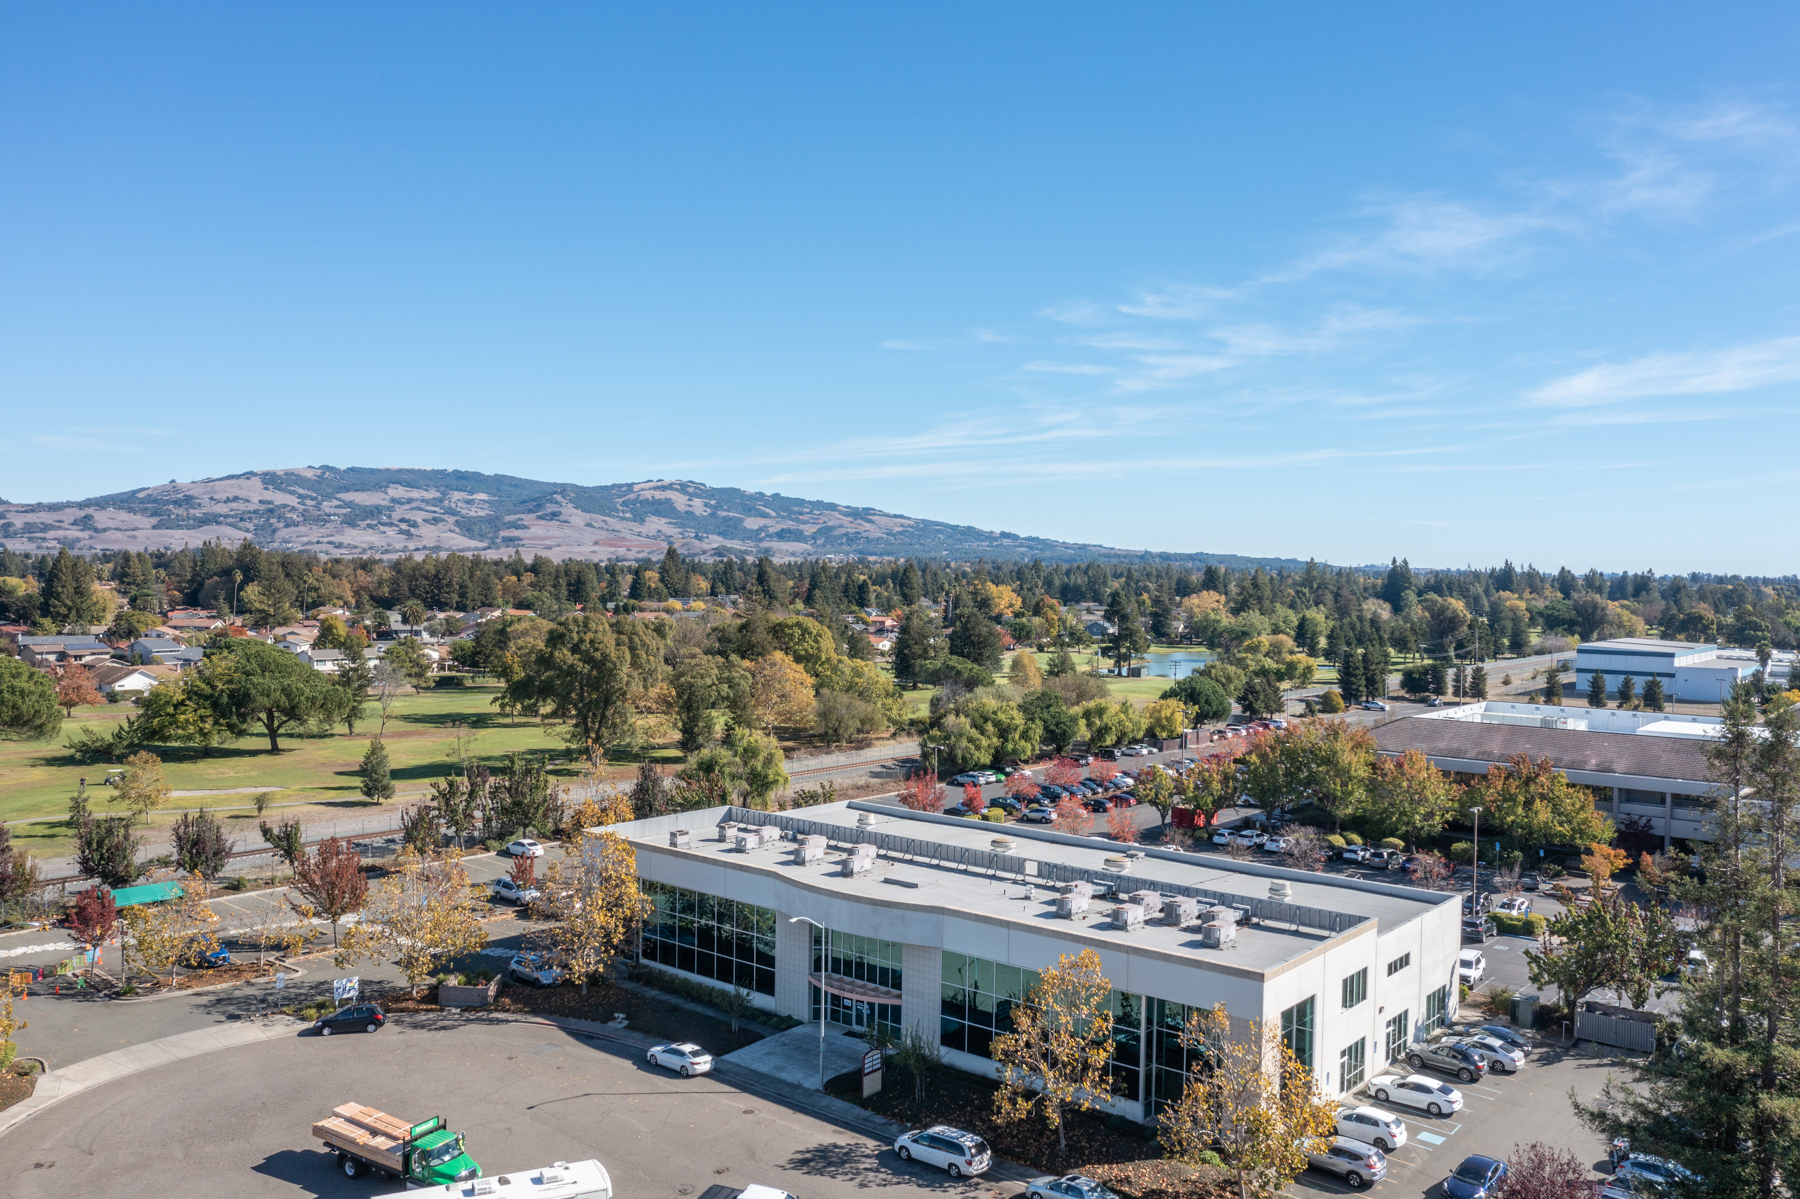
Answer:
top-left (613, 800), bottom-right (1462, 1123)
top-left (1572, 637), bottom-right (1791, 702)
top-left (1372, 700), bottom-right (1724, 847)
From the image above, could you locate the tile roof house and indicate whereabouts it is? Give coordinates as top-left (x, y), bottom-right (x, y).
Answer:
top-left (867, 634), bottom-right (895, 653)
top-left (89, 661), bottom-right (180, 695)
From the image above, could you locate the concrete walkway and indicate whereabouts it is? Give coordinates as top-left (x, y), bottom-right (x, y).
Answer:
top-left (720, 1020), bottom-right (870, 1090)
top-left (0, 1015), bottom-right (304, 1138)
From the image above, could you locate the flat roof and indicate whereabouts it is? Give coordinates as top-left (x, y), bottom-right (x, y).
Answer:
top-left (1373, 715), bottom-right (1716, 784)
top-left (1579, 637), bottom-right (1714, 653)
top-left (625, 802), bottom-right (1454, 976)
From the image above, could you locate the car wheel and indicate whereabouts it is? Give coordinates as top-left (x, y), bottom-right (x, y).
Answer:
top-left (321, 1025), bottom-right (334, 1036)
top-left (1458, 1068), bottom-right (1474, 1082)
top-left (1374, 1138), bottom-right (1390, 1151)
top-left (1373, 1089), bottom-right (1389, 1102)
top-left (897, 1147), bottom-right (912, 1162)
top-left (1345, 1173), bottom-right (1364, 1189)
top-left (341, 1155), bottom-right (361, 1178)
top-left (1428, 1102), bottom-right (1443, 1117)
top-left (680, 1064), bottom-right (692, 1077)
top-left (1407, 1054), bottom-right (1423, 1069)
top-left (366, 1023), bottom-right (379, 1034)
top-left (948, 1164), bottom-right (963, 1179)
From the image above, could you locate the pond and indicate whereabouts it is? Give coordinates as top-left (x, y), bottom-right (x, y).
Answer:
top-left (1118, 650), bottom-right (1216, 679)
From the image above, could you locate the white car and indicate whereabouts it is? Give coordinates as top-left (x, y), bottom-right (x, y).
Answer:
top-left (1211, 829), bottom-right (1234, 846)
top-left (1025, 1175), bottom-right (1120, 1199)
top-left (1341, 844), bottom-right (1373, 863)
top-left (491, 877), bottom-right (541, 905)
top-left (894, 1124), bottom-right (992, 1178)
top-left (508, 952), bottom-right (563, 987)
top-left (1458, 949), bottom-right (1487, 985)
top-left (1337, 1105), bottom-right (1407, 1152)
top-left (1494, 896), bottom-right (1532, 916)
top-left (1361, 700), bottom-right (1391, 711)
top-left (1262, 837), bottom-right (1291, 853)
top-left (1232, 829), bottom-right (1268, 847)
top-left (507, 838), bottom-right (545, 858)
top-left (1454, 1033), bottom-right (1526, 1074)
top-left (1367, 1072), bottom-right (1465, 1117)
top-left (646, 1041), bottom-right (714, 1077)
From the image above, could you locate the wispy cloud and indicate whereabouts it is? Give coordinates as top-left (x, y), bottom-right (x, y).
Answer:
top-left (1269, 198), bottom-right (1554, 280)
top-left (1528, 334), bottom-right (1800, 406)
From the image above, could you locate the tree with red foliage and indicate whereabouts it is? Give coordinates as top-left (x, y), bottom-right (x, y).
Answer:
top-left (509, 853), bottom-right (537, 889)
top-left (1177, 755), bottom-right (1238, 829)
top-left (1089, 759), bottom-right (1120, 787)
top-left (1004, 772), bottom-right (1041, 804)
top-left (897, 771), bottom-right (945, 813)
top-left (67, 885), bottom-right (117, 950)
top-left (1106, 809), bottom-right (1140, 843)
top-left (962, 782), bottom-right (984, 812)
top-left (1053, 796), bottom-right (1093, 837)
top-left (292, 836), bottom-right (368, 945)
top-left (1499, 1142), bottom-right (1588, 1199)
top-left (1045, 757), bottom-right (1083, 790)
top-left (54, 664), bottom-right (103, 716)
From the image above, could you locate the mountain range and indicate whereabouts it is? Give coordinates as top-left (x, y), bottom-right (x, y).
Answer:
top-left (0, 467), bottom-right (1307, 567)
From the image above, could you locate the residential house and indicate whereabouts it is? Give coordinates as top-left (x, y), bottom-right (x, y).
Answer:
top-left (88, 661), bottom-right (180, 696)
top-left (16, 636), bottom-right (113, 667)
top-left (1084, 620), bottom-right (1115, 639)
top-left (867, 615), bottom-right (901, 634)
top-left (130, 637), bottom-right (185, 664)
top-left (298, 647), bottom-right (348, 673)
top-left (867, 634), bottom-right (895, 654)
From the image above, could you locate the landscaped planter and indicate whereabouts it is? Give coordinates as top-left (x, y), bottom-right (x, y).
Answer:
top-left (439, 976), bottom-right (502, 1008)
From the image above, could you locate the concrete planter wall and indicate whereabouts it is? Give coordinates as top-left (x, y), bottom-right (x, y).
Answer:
top-left (440, 975), bottom-right (502, 1008)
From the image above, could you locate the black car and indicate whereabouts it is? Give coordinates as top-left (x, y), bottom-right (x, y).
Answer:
top-left (1039, 784), bottom-right (1068, 801)
top-left (1097, 749), bottom-right (1120, 761)
top-left (314, 1003), bottom-right (387, 1036)
top-left (987, 796), bottom-right (1023, 815)
top-left (1463, 892), bottom-right (1493, 915)
top-left (1463, 916), bottom-right (1496, 943)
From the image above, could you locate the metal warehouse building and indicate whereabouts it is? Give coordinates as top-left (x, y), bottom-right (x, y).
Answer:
top-left (1572, 637), bottom-right (1779, 702)
top-left (610, 801), bottom-right (1463, 1122)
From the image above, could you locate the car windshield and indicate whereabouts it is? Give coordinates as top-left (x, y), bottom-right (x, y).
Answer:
top-left (422, 1139), bottom-right (463, 1166)
top-left (1453, 1162), bottom-right (1494, 1184)
top-left (967, 1138), bottom-right (990, 1157)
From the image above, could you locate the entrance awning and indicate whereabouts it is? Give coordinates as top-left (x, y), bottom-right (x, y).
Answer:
top-left (809, 972), bottom-right (902, 1005)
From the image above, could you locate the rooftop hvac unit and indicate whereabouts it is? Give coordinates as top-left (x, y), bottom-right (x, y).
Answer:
top-left (1111, 903), bottom-right (1146, 931)
top-left (1060, 881), bottom-right (1093, 899)
top-left (841, 854), bottom-right (874, 877)
top-left (849, 842), bottom-right (877, 860)
top-left (798, 833), bottom-right (826, 850)
top-left (1056, 893), bottom-right (1090, 919)
top-left (734, 827), bottom-right (776, 852)
top-left (1162, 896), bottom-right (1198, 926)
top-left (669, 829), bottom-right (691, 848)
top-left (1129, 889), bottom-right (1163, 911)
top-left (793, 841), bottom-right (824, 865)
top-left (1200, 919), bottom-right (1237, 948)
top-left (1202, 905), bottom-right (1241, 928)
top-left (718, 821), bottom-right (740, 843)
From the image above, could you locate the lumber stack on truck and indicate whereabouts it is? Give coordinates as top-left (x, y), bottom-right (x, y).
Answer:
top-left (312, 1103), bottom-right (412, 1174)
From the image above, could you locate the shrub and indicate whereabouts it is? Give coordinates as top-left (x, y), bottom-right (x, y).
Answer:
top-left (1449, 841), bottom-right (1474, 863)
top-left (433, 675), bottom-right (470, 688)
top-left (1378, 837), bottom-right (1405, 853)
top-left (1492, 911), bottom-right (1547, 937)
top-left (1318, 689), bottom-right (1345, 714)
top-left (1499, 849), bottom-right (1524, 870)
top-left (1541, 863), bottom-right (1566, 879)
top-left (1325, 834), bottom-right (1347, 850)
top-left (1482, 983), bottom-right (1518, 1014)
top-left (1341, 832), bottom-right (1364, 847)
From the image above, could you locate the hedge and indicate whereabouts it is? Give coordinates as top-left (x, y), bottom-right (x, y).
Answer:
top-left (1378, 837), bottom-right (1405, 853)
top-left (1492, 912), bottom-right (1547, 937)
top-left (1341, 832), bottom-right (1365, 847)
top-left (1325, 834), bottom-right (1347, 850)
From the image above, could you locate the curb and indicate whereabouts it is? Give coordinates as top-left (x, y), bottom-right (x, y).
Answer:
top-left (108, 960), bottom-right (308, 1004)
top-left (0, 1016), bottom-right (306, 1139)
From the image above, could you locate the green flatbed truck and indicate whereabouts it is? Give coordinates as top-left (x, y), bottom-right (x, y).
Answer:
top-left (312, 1102), bottom-right (482, 1185)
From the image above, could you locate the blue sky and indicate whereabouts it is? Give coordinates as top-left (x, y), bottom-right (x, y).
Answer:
top-left (4, 5), bottom-right (1799, 573)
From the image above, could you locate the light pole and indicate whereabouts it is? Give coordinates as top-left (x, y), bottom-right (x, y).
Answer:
top-left (1469, 805), bottom-right (1483, 913)
top-left (789, 915), bottom-right (828, 1090)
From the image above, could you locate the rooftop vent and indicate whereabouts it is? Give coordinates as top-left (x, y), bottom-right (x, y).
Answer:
top-left (1102, 855), bottom-right (1130, 872)
top-left (990, 836), bottom-right (1016, 853)
top-left (1269, 880), bottom-right (1292, 902)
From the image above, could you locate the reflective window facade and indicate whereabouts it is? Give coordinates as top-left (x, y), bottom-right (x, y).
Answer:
top-left (641, 881), bottom-right (776, 995)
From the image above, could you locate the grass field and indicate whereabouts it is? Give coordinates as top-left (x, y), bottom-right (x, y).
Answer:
top-left (0, 685), bottom-right (682, 857)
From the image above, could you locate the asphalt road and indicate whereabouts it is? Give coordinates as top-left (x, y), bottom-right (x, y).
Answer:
top-left (0, 1016), bottom-right (1000, 1199)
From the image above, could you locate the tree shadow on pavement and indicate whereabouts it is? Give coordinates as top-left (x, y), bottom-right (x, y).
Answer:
top-left (781, 1142), bottom-right (945, 1191)
top-left (250, 1148), bottom-right (343, 1198)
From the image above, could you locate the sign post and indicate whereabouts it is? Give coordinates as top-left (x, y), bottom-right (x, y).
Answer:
top-left (861, 1047), bottom-right (884, 1099)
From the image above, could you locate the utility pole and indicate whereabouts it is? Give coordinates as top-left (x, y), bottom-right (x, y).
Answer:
top-left (1469, 805), bottom-right (1483, 915)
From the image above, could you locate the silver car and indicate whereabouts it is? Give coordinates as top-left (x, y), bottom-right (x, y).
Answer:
top-left (1454, 1033), bottom-right (1526, 1074)
top-left (895, 1125), bottom-right (992, 1178)
top-left (1026, 1176), bottom-right (1119, 1199)
top-left (1308, 1137), bottom-right (1387, 1189)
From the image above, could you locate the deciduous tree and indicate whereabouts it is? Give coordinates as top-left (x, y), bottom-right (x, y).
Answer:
top-left (1159, 1004), bottom-right (1337, 1199)
top-left (171, 807), bottom-right (230, 879)
top-left (1106, 809), bottom-right (1140, 843)
top-left (54, 664), bottom-right (102, 715)
top-left (991, 948), bottom-right (1115, 1154)
top-left (259, 817), bottom-right (305, 877)
top-left (67, 885), bottom-right (117, 951)
top-left (897, 771), bottom-right (945, 813)
top-left (1362, 749), bottom-right (1460, 850)
top-left (341, 849), bottom-right (485, 997)
top-left (292, 836), bottom-right (368, 946)
top-left (531, 830), bottom-right (650, 996)
top-left (113, 750), bottom-right (171, 825)
top-left (749, 651), bottom-right (817, 732)
top-left (1052, 796), bottom-right (1093, 837)
top-left (120, 878), bottom-right (220, 988)
top-left (500, 613), bottom-right (633, 765)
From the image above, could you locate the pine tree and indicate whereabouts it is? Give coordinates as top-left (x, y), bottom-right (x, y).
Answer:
top-left (1545, 673), bottom-right (1563, 705)
top-left (898, 561), bottom-right (923, 605)
top-left (1588, 670), bottom-right (1608, 708)
top-left (360, 737), bottom-right (395, 802)
top-left (1643, 678), bottom-right (1667, 712)
top-left (1339, 650), bottom-right (1365, 705)
top-left (1616, 674), bottom-right (1637, 709)
top-left (1429, 660), bottom-right (1449, 696)
top-left (1469, 663), bottom-right (1488, 700)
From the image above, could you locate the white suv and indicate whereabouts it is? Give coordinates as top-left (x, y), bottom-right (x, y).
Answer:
top-left (1336, 1105), bottom-right (1407, 1152)
top-left (894, 1125), bottom-right (992, 1178)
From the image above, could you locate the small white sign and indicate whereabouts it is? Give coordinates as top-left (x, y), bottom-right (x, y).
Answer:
top-left (333, 976), bottom-right (359, 1003)
top-left (275, 972), bottom-right (286, 991)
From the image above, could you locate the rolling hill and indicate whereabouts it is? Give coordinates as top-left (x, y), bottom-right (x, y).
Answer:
top-left (0, 467), bottom-right (1306, 566)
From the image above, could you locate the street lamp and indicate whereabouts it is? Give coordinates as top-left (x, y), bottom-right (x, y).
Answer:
top-left (789, 915), bottom-right (829, 1090)
top-left (1469, 805), bottom-right (1483, 914)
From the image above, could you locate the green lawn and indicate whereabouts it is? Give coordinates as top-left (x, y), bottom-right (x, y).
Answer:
top-left (0, 685), bottom-right (654, 856)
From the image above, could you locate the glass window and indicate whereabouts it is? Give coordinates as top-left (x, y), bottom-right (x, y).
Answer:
top-left (1341, 968), bottom-right (1368, 1009)
top-left (638, 883), bottom-right (777, 996)
top-left (1386, 953), bottom-right (1411, 977)
top-left (1339, 1038), bottom-right (1367, 1092)
top-left (1280, 997), bottom-right (1315, 1071)
top-left (1421, 985), bottom-right (1448, 1034)
top-left (811, 926), bottom-right (902, 1040)
top-left (1385, 1010), bottom-right (1409, 1061)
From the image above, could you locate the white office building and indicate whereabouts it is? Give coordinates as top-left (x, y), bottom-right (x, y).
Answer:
top-left (1572, 637), bottom-right (1784, 702)
top-left (612, 800), bottom-right (1463, 1123)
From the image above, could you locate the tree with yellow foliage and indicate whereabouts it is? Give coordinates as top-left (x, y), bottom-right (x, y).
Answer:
top-left (1142, 697), bottom-right (1187, 740)
top-left (119, 876), bottom-right (221, 988)
top-left (339, 850), bottom-right (486, 997)
top-left (749, 651), bottom-right (816, 731)
top-left (1159, 1004), bottom-right (1338, 1199)
top-left (992, 948), bottom-right (1115, 1154)
top-left (531, 830), bottom-right (649, 996)
top-left (1581, 842), bottom-right (1629, 890)
top-left (1010, 651), bottom-right (1045, 690)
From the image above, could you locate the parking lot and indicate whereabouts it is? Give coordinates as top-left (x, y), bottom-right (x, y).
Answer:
top-left (1289, 1025), bottom-right (1624, 1199)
